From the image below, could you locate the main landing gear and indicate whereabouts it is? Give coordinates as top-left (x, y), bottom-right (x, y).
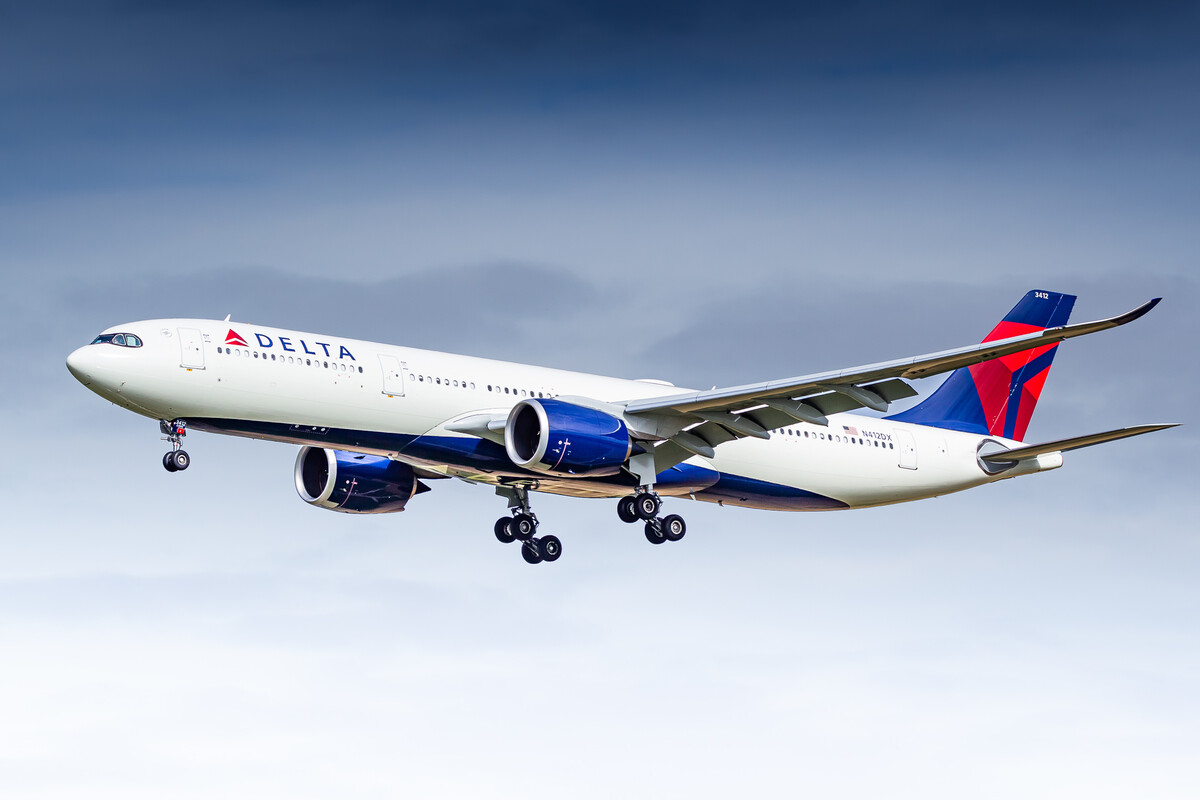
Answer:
top-left (494, 484), bottom-right (561, 565)
top-left (160, 419), bottom-right (190, 472)
top-left (617, 491), bottom-right (687, 545)
top-left (618, 452), bottom-right (687, 546)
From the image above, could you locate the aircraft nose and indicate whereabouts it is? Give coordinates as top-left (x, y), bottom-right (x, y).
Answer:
top-left (66, 346), bottom-right (95, 385)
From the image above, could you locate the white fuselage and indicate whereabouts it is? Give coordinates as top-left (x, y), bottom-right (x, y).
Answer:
top-left (66, 319), bottom-right (1058, 511)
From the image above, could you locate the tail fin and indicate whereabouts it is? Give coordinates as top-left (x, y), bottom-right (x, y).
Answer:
top-left (887, 290), bottom-right (1077, 441)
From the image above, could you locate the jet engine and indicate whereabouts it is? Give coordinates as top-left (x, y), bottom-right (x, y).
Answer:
top-left (294, 447), bottom-right (429, 514)
top-left (505, 398), bottom-right (631, 477)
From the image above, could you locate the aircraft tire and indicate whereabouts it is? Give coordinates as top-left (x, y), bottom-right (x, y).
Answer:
top-left (163, 452), bottom-right (178, 472)
top-left (521, 539), bottom-right (544, 564)
top-left (172, 450), bottom-right (190, 471)
top-left (494, 517), bottom-right (516, 544)
top-left (538, 535), bottom-right (562, 562)
top-left (635, 493), bottom-right (661, 520)
top-left (644, 521), bottom-right (666, 545)
top-left (512, 513), bottom-right (537, 540)
top-left (662, 514), bottom-right (686, 542)
top-left (617, 496), bottom-right (639, 523)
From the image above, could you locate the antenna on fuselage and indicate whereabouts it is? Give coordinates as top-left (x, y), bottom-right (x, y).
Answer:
top-left (223, 314), bottom-right (231, 322)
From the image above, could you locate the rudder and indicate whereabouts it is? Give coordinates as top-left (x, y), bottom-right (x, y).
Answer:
top-left (887, 290), bottom-right (1076, 441)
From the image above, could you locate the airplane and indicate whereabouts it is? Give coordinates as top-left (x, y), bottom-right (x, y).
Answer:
top-left (66, 290), bottom-right (1175, 565)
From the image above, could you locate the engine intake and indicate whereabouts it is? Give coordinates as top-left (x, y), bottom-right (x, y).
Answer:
top-left (505, 398), bottom-right (631, 477)
top-left (295, 447), bottom-right (428, 514)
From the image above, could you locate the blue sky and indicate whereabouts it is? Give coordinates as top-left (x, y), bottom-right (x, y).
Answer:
top-left (1, 3), bottom-right (1198, 797)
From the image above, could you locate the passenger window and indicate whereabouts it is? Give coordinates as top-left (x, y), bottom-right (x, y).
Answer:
top-left (505, 387), bottom-right (510, 394)
top-left (418, 375), bottom-right (424, 381)
top-left (470, 382), bottom-right (475, 389)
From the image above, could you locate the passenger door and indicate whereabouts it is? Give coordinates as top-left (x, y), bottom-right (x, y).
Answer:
top-left (894, 429), bottom-right (918, 470)
top-left (178, 327), bottom-right (205, 369)
top-left (379, 354), bottom-right (405, 396)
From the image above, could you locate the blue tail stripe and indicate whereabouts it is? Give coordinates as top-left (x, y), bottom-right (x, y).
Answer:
top-left (1002, 291), bottom-right (1076, 328)
top-left (1001, 345), bottom-right (1060, 439)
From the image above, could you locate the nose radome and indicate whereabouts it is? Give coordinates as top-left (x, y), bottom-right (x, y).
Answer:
top-left (66, 346), bottom-right (94, 385)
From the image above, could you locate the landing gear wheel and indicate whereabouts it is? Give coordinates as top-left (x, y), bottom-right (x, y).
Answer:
top-left (512, 513), bottom-right (537, 540)
top-left (163, 452), bottom-right (178, 472)
top-left (635, 493), bottom-right (661, 520)
top-left (644, 520), bottom-right (666, 545)
top-left (617, 496), bottom-right (639, 523)
top-left (661, 514), bottom-right (686, 542)
top-left (521, 539), bottom-right (544, 564)
top-left (168, 450), bottom-right (190, 471)
top-left (494, 517), bottom-right (516, 544)
top-left (538, 535), bottom-right (562, 562)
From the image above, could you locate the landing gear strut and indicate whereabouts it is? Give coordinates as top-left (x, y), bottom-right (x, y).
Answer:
top-left (494, 484), bottom-right (561, 564)
top-left (160, 419), bottom-right (190, 472)
top-left (618, 452), bottom-right (687, 545)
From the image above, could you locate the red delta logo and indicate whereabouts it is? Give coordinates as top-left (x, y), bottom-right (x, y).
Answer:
top-left (221, 327), bottom-right (358, 361)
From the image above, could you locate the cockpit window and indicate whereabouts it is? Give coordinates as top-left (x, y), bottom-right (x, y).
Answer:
top-left (89, 332), bottom-right (143, 348)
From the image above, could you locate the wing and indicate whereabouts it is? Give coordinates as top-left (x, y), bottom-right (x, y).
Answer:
top-left (621, 298), bottom-right (1160, 471)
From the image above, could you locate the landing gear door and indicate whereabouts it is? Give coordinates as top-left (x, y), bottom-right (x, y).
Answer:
top-left (894, 429), bottom-right (918, 470)
top-left (178, 327), bottom-right (205, 369)
top-left (379, 354), bottom-right (405, 397)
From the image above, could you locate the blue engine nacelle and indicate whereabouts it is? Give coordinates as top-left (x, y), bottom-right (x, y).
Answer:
top-left (294, 447), bottom-right (429, 514)
top-left (505, 398), bottom-right (632, 477)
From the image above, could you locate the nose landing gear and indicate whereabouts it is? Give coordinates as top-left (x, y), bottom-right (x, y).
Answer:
top-left (160, 419), bottom-right (190, 472)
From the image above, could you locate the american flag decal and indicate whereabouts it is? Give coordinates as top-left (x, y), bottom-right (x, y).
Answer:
top-left (843, 425), bottom-right (858, 435)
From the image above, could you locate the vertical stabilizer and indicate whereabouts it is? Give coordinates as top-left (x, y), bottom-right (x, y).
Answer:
top-left (887, 290), bottom-right (1076, 441)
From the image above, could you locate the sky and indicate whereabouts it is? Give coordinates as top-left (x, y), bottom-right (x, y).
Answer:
top-left (1, 2), bottom-right (1198, 797)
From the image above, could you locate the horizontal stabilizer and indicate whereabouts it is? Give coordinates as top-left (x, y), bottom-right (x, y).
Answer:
top-left (980, 424), bottom-right (1178, 465)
